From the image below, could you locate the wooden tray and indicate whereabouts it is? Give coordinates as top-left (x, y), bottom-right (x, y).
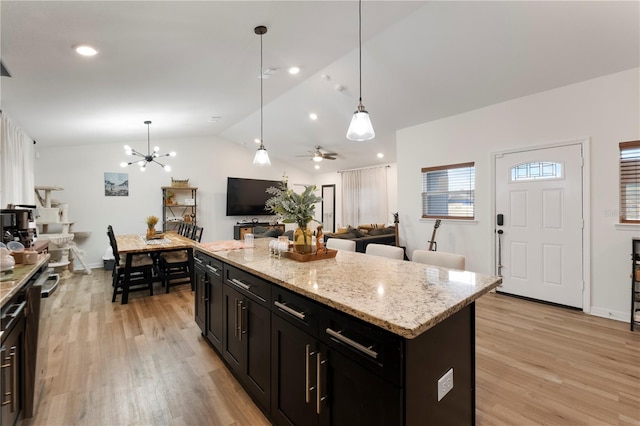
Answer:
top-left (283, 248), bottom-right (338, 262)
top-left (147, 233), bottom-right (166, 240)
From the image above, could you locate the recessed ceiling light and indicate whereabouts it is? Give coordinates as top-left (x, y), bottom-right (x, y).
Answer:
top-left (309, 113), bottom-right (318, 120)
top-left (254, 138), bottom-right (261, 144)
top-left (377, 153), bottom-right (384, 158)
top-left (208, 116), bottom-right (221, 123)
top-left (73, 44), bottom-right (98, 56)
top-left (288, 66), bottom-right (300, 75)
top-left (314, 164), bottom-right (320, 170)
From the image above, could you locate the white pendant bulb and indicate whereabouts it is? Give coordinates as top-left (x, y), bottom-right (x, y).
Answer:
top-left (346, 0), bottom-right (375, 141)
top-left (253, 25), bottom-right (271, 166)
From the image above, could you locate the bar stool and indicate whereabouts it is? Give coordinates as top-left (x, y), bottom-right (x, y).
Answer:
top-left (411, 250), bottom-right (465, 269)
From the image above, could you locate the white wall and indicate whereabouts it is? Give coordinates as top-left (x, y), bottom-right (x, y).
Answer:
top-left (34, 135), bottom-right (313, 268)
top-left (397, 68), bottom-right (639, 321)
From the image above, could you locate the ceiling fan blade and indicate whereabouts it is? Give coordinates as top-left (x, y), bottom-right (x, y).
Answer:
top-left (324, 156), bottom-right (337, 160)
top-left (323, 152), bottom-right (338, 157)
top-left (0, 59), bottom-right (12, 77)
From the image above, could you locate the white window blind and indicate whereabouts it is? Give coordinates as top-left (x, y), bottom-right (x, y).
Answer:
top-left (421, 162), bottom-right (475, 219)
top-left (620, 140), bottom-right (640, 223)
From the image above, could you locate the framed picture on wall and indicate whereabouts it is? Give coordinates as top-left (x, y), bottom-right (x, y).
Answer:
top-left (104, 172), bottom-right (129, 196)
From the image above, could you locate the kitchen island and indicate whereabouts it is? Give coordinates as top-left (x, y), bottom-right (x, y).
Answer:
top-left (195, 239), bottom-right (501, 426)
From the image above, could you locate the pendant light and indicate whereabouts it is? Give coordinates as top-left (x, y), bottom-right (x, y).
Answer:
top-left (346, 0), bottom-right (375, 141)
top-left (120, 121), bottom-right (176, 171)
top-left (253, 25), bottom-right (271, 166)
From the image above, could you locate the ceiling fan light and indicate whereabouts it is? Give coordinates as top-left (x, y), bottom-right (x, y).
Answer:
top-left (169, 151), bottom-right (176, 157)
top-left (120, 162), bottom-right (128, 168)
top-left (164, 164), bottom-right (171, 172)
top-left (253, 145), bottom-right (271, 166)
top-left (312, 155), bottom-right (323, 162)
top-left (346, 109), bottom-right (375, 141)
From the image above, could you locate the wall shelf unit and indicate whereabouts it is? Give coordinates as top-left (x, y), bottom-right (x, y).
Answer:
top-left (162, 186), bottom-right (197, 233)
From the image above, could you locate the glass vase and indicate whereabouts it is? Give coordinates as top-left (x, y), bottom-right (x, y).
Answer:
top-left (293, 226), bottom-right (312, 254)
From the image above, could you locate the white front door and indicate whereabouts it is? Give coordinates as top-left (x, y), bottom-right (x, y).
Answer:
top-left (495, 143), bottom-right (583, 308)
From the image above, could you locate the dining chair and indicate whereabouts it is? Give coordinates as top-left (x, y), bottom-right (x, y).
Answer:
top-left (182, 223), bottom-right (194, 238)
top-left (190, 225), bottom-right (203, 242)
top-left (177, 222), bottom-right (186, 236)
top-left (365, 243), bottom-right (404, 260)
top-left (411, 250), bottom-right (465, 270)
top-left (158, 226), bottom-right (201, 292)
top-left (326, 238), bottom-right (356, 252)
top-left (107, 225), bottom-right (157, 303)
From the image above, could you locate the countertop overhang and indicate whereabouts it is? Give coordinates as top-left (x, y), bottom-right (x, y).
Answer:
top-left (1, 254), bottom-right (51, 308)
top-left (197, 240), bottom-right (501, 339)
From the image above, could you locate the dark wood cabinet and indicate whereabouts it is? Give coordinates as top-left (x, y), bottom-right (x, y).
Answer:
top-left (1, 304), bottom-right (24, 426)
top-left (271, 286), bottom-right (403, 426)
top-left (222, 266), bottom-right (271, 412)
top-left (195, 248), bottom-right (476, 426)
top-left (194, 262), bottom-right (207, 334)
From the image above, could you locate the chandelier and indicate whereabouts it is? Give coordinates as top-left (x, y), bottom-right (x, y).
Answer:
top-left (120, 120), bottom-right (175, 172)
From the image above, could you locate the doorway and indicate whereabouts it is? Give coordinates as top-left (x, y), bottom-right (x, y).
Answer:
top-left (321, 185), bottom-right (335, 233)
top-left (494, 142), bottom-right (587, 309)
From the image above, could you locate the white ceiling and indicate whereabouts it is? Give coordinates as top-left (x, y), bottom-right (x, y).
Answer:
top-left (1, 1), bottom-right (638, 174)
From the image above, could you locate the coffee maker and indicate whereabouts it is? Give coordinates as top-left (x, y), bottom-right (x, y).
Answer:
top-left (1, 205), bottom-right (38, 248)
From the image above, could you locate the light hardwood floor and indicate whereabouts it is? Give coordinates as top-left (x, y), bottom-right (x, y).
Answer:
top-left (24, 270), bottom-right (640, 426)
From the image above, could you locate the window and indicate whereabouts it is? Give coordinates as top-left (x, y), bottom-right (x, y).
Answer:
top-left (620, 140), bottom-right (640, 223)
top-left (510, 161), bottom-right (563, 182)
top-left (421, 162), bottom-right (475, 219)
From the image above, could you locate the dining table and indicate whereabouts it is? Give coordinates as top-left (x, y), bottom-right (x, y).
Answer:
top-left (115, 232), bottom-right (197, 304)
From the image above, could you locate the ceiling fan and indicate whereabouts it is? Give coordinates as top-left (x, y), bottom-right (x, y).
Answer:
top-left (296, 145), bottom-right (338, 162)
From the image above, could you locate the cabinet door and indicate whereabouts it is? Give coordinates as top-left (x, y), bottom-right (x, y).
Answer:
top-left (271, 315), bottom-right (318, 426)
top-left (318, 346), bottom-right (403, 426)
top-left (207, 277), bottom-right (223, 352)
top-left (245, 297), bottom-right (271, 411)
top-left (1, 317), bottom-right (24, 426)
top-left (222, 285), bottom-right (244, 373)
top-left (194, 265), bottom-right (207, 334)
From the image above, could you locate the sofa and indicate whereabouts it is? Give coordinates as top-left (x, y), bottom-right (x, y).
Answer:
top-left (325, 225), bottom-right (396, 253)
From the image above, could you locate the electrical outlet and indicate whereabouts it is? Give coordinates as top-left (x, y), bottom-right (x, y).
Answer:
top-left (437, 368), bottom-right (454, 401)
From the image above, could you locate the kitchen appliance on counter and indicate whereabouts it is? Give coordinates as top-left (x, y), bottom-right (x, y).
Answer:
top-left (1, 206), bottom-right (39, 248)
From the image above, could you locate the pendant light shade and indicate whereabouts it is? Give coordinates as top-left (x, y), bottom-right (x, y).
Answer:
top-left (253, 25), bottom-right (271, 166)
top-left (346, 0), bottom-right (375, 141)
top-left (120, 120), bottom-right (175, 171)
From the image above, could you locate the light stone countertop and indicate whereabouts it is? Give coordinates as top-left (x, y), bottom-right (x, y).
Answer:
top-left (197, 239), bottom-right (502, 339)
top-left (1, 254), bottom-right (50, 308)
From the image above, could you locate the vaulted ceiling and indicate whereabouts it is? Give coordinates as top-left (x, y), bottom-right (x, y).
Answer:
top-left (1, 1), bottom-right (638, 173)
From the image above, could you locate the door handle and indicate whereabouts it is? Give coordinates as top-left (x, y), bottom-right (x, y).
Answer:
top-left (316, 352), bottom-right (327, 414)
top-left (239, 301), bottom-right (247, 340)
top-left (305, 344), bottom-right (314, 403)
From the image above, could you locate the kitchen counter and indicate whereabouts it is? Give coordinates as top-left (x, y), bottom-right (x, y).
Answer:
top-left (198, 239), bottom-right (501, 339)
top-left (1, 254), bottom-right (50, 308)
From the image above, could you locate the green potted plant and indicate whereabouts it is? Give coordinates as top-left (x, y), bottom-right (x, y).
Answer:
top-left (266, 179), bottom-right (322, 254)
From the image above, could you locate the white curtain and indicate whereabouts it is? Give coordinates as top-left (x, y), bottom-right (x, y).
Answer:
top-left (1, 112), bottom-right (35, 206)
top-left (340, 166), bottom-right (388, 227)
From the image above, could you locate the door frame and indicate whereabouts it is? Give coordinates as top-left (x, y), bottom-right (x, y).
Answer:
top-left (321, 184), bottom-right (336, 233)
top-left (490, 138), bottom-right (591, 313)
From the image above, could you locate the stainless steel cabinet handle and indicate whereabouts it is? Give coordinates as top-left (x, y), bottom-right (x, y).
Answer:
top-left (316, 352), bottom-right (327, 414)
top-left (1, 346), bottom-right (16, 409)
top-left (305, 344), bottom-right (315, 403)
top-left (240, 302), bottom-right (247, 339)
top-left (234, 299), bottom-right (240, 338)
top-left (194, 257), bottom-right (204, 265)
top-left (326, 328), bottom-right (379, 359)
top-left (229, 278), bottom-right (251, 291)
top-left (274, 301), bottom-right (306, 320)
top-left (205, 264), bottom-right (219, 274)
top-left (0, 346), bottom-right (9, 407)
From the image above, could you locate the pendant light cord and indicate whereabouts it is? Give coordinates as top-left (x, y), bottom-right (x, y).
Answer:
top-left (147, 122), bottom-right (151, 154)
top-left (260, 31), bottom-right (264, 146)
top-left (358, 0), bottom-right (362, 104)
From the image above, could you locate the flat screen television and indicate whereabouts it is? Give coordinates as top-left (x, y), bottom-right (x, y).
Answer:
top-left (226, 177), bottom-right (281, 216)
